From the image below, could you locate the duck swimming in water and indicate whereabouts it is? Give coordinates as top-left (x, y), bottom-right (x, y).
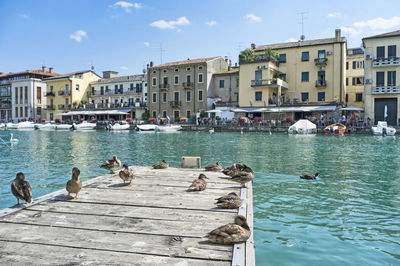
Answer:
top-left (300, 172), bottom-right (319, 180)
top-left (205, 161), bottom-right (222, 172)
top-left (11, 172), bottom-right (32, 205)
top-left (215, 192), bottom-right (242, 209)
top-left (152, 160), bottom-right (168, 169)
top-left (206, 215), bottom-right (251, 244)
top-left (119, 163), bottom-right (135, 186)
top-left (66, 167), bottom-right (82, 200)
top-left (100, 155), bottom-right (121, 174)
top-left (188, 174), bottom-right (208, 191)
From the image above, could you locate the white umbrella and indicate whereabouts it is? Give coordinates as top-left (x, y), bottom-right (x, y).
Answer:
top-left (340, 106), bottom-right (364, 111)
top-left (231, 108), bottom-right (248, 113)
top-left (206, 109), bottom-right (222, 113)
top-left (384, 105), bottom-right (388, 120)
top-left (252, 107), bottom-right (271, 112)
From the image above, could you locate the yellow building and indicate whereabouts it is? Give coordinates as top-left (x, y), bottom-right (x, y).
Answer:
top-left (44, 70), bottom-right (100, 121)
top-left (345, 48), bottom-right (364, 108)
top-left (363, 30), bottom-right (400, 126)
top-left (239, 29), bottom-right (346, 120)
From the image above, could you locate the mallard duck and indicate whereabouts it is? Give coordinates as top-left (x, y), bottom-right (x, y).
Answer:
top-left (205, 161), bottom-right (222, 171)
top-left (206, 215), bottom-right (251, 244)
top-left (300, 172), bottom-right (319, 180)
top-left (11, 172), bottom-right (32, 205)
top-left (152, 160), bottom-right (168, 169)
top-left (119, 163), bottom-right (135, 186)
top-left (231, 172), bottom-right (254, 187)
top-left (100, 155), bottom-right (121, 174)
top-left (223, 163), bottom-right (253, 177)
top-left (215, 192), bottom-right (242, 209)
top-left (66, 167), bottom-right (82, 200)
top-left (188, 174), bottom-right (208, 191)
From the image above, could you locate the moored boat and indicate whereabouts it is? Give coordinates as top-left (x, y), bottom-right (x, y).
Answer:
top-left (371, 121), bottom-right (396, 136)
top-left (324, 123), bottom-right (346, 134)
top-left (36, 123), bottom-right (56, 130)
top-left (73, 121), bottom-right (97, 130)
top-left (156, 125), bottom-right (182, 132)
top-left (54, 124), bottom-right (73, 130)
top-left (109, 122), bottom-right (130, 130)
top-left (136, 124), bottom-right (157, 131)
top-left (288, 119), bottom-right (317, 134)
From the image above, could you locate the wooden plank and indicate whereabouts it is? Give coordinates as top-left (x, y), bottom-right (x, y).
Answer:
top-left (245, 182), bottom-right (255, 266)
top-left (232, 187), bottom-right (247, 266)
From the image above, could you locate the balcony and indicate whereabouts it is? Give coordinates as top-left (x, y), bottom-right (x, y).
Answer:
top-left (251, 79), bottom-right (277, 87)
top-left (316, 80), bottom-right (327, 87)
top-left (159, 84), bottom-right (170, 89)
top-left (46, 91), bottom-right (55, 97)
top-left (45, 105), bottom-right (55, 110)
top-left (58, 91), bottom-right (64, 96)
top-left (314, 58), bottom-right (328, 65)
top-left (58, 104), bottom-right (71, 110)
top-left (372, 85), bottom-right (400, 94)
top-left (372, 57), bottom-right (400, 67)
top-left (170, 100), bottom-right (181, 107)
top-left (0, 103), bottom-right (11, 109)
top-left (182, 82), bottom-right (194, 88)
top-left (239, 55), bottom-right (280, 66)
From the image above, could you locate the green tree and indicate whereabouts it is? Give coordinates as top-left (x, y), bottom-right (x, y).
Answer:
top-left (264, 48), bottom-right (278, 59)
top-left (239, 48), bottom-right (257, 62)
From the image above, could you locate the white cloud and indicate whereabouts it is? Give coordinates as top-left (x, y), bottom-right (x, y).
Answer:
top-left (19, 14), bottom-right (29, 19)
top-left (285, 37), bottom-right (297, 43)
top-left (144, 41), bottom-right (150, 47)
top-left (245, 14), bottom-right (262, 23)
top-left (150, 16), bottom-right (190, 30)
top-left (120, 66), bottom-right (129, 70)
top-left (113, 1), bottom-right (142, 13)
top-left (69, 30), bottom-right (87, 42)
top-left (206, 20), bottom-right (216, 27)
top-left (328, 12), bottom-right (341, 19)
top-left (353, 16), bottom-right (400, 31)
top-left (340, 26), bottom-right (361, 35)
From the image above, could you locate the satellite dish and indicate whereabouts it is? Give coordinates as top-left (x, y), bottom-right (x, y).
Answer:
top-left (142, 68), bottom-right (147, 74)
top-left (300, 35), bottom-right (305, 41)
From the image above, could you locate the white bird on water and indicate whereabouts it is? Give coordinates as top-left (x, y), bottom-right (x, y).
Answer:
top-left (10, 133), bottom-right (19, 143)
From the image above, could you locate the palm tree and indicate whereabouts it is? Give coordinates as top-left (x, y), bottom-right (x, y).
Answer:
top-left (239, 48), bottom-right (256, 62)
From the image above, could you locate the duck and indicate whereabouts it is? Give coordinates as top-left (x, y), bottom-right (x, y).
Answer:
top-left (119, 163), bottom-right (135, 186)
top-left (231, 171), bottom-right (254, 188)
top-left (300, 172), bottom-right (319, 180)
top-left (223, 163), bottom-right (253, 177)
top-left (11, 172), bottom-right (32, 205)
top-left (66, 167), bottom-right (82, 200)
top-left (215, 192), bottom-right (242, 209)
top-left (100, 155), bottom-right (121, 174)
top-left (205, 215), bottom-right (251, 244)
top-left (205, 161), bottom-right (222, 172)
top-left (152, 160), bottom-right (168, 169)
top-left (188, 174), bottom-right (208, 191)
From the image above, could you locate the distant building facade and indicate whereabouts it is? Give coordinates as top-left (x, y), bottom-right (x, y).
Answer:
top-left (345, 48), bottom-right (365, 108)
top-left (208, 66), bottom-right (239, 109)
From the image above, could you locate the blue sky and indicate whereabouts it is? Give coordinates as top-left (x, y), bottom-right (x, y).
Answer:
top-left (1, 0), bottom-right (400, 76)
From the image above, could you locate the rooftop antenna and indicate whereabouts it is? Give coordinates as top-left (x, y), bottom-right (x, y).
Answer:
top-left (298, 11), bottom-right (308, 41)
top-left (89, 60), bottom-right (95, 71)
top-left (159, 43), bottom-right (166, 64)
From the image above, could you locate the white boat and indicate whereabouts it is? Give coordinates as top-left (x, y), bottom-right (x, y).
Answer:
top-left (371, 121), bottom-right (396, 136)
top-left (156, 125), bottom-right (182, 132)
top-left (109, 122), bottom-right (130, 130)
top-left (73, 121), bottom-right (97, 130)
top-left (288, 119), bottom-right (317, 134)
top-left (137, 124), bottom-right (157, 131)
top-left (0, 123), bottom-right (4, 129)
top-left (55, 124), bottom-right (72, 130)
top-left (36, 123), bottom-right (56, 130)
top-left (6, 123), bottom-right (19, 129)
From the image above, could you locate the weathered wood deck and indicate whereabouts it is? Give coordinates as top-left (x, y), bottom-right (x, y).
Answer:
top-left (0, 166), bottom-right (254, 265)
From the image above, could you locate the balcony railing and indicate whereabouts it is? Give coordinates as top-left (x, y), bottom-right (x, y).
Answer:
top-left (372, 57), bottom-right (400, 67)
top-left (372, 85), bottom-right (400, 94)
top-left (170, 100), bottom-right (181, 107)
top-left (182, 82), bottom-right (194, 88)
top-left (316, 80), bottom-right (327, 87)
top-left (314, 58), bottom-right (328, 65)
top-left (159, 84), bottom-right (169, 89)
top-left (251, 79), bottom-right (277, 87)
top-left (58, 104), bottom-right (71, 110)
top-left (76, 102), bottom-right (147, 110)
top-left (58, 91), bottom-right (64, 96)
top-left (46, 91), bottom-right (55, 97)
top-left (45, 105), bottom-right (55, 110)
top-left (92, 90), bottom-right (142, 96)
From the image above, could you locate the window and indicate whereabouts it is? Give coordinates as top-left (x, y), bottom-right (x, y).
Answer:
top-left (186, 75), bottom-right (191, 84)
top-left (15, 88), bottom-right (18, 104)
top-left (130, 83), bottom-right (134, 91)
top-left (100, 86), bottom-right (104, 95)
top-left (105, 86), bottom-right (109, 92)
top-left (279, 73), bottom-right (286, 82)
top-left (163, 92), bottom-right (167, 102)
top-left (255, 91), bottom-right (262, 101)
top-left (186, 91), bottom-right (191, 102)
top-left (301, 51), bottom-right (309, 61)
top-left (187, 110), bottom-right (191, 118)
top-left (279, 54), bottom-right (286, 63)
top-left (301, 72), bottom-right (309, 82)
top-left (114, 84), bottom-right (118, 94)
top-left (219, 80), bottom-right (225, 88)
top-left (356, 93), bottom-right (363, 102)
top-left (199, 66), bottom-right (203, 70)
top-left (119, 84), bottom-right (123, 93)
top-left (388, 45), bottom-right (396, 58)
top-left (76, 84), bottom-right (80, 91)
top-left (175, 69), bottom-right (179, 72)
top-left (65, 84), bottom-right (69, 93)
top-left (346, 78), bottom-right (348, 86)
top-left (187, 67), bottom-right (191, 71)
top-left (198, 90), bottom-right (203, 101)
top-left (236, 78), bottom-right (239, 87)
top-left (346, 62), bottom-right (349, 70)
top-left (255, 70), bottom-right (262, 80)
top-left (198, 74), bottom-right (203, 83)
top-left (163, 69), bottom-right (167, 73)
top-left (163, 111), bottom-right (167, 118)
top-left (152, 93), bottom-right (157, 103)
top-left (318, 50), bottom-right (326, 59)
top-left (317, 71), bottom-right (326, 82)
top-left (152, 111), bottom-right (156, 118)
top-left (15, 107), bottom-right (18, 117)
top-left (301, 92), bottom-right (309, 102)
top-left (352, 77), bottom-right (363, 85)
top-left (174, 91), bottom-right (179, 102)
top-left (50, 85), bottom-right (53, 92)
top-left (377, 46), bottom-right (385, 59)
top-left (174, 76), bottom-right (179, 84)
top-left (163, 77), bottom-right (168, 85)
top-left (174, 110), bottom-right (180, 119)
top-left (152, 77), bottom-right (157, 86)
top-left (388, 71), bottom-right (396, 86)
top-left (345, 93), bottom-right (349, 103)
top-left (318, 92), bottom-right (325, 102)
top-left (376, 72), bottom-right (385, 86)
top-left (352, 61), bottom-right (363, 69)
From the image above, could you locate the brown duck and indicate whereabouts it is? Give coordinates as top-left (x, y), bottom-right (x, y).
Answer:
top-left (119, 163), bottom-right (135, 186)
top-left (100, 155), bottom-right (122, 174)
top-left (223, 163), bottom-right (253, 177)
top-left (206, 215), bottom-right (251, 244)
top-left (152, 160), bottom-right (168, 169)
top-left (215, 192), bottom-right (242, 209)
top-left (300, 172), bottom-right (319, 180)
top-left (66, 167), bottom-right (82, 200)
top-left (205, 161), bottom-right (222, 172)
top-left (231, 172), bottom-right (254, 188)
top-left (11, 172), bottom-right (32, 205)
top-left (188, 174), bottom-right (208, 191)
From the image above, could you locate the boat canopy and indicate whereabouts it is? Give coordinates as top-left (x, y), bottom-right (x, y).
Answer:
top-left (61, 109), bottom-right (132, 116)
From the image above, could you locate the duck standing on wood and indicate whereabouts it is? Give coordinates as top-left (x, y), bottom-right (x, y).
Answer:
top-left (205, 161), bottom-right (222, 171)
top-left (100, 155), bottom-right (121, 174)
top-left (188, 174), bottom-right (208, 191)
top-left (231, 171), bottom-right (254, 188)
top-left (223, 163), bottom-right (253, 177)
top-left (119, 163), bottom-right (135, 186)
top-left (300, 173), bottom-right (319, 180)
top-left (215, 192), bottom-right (242, 209)
top-left (152, 160), bottom-right (168, 169)
top-left (66, 167), bottom-right (82, 200)
top-left (206, 215), bottom-right (251, 244)
top-left (11, 172), bottom-right (32, 205)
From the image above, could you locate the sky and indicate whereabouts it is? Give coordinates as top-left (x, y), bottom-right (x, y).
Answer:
top-left (1, 0), bottom-right (400, 76)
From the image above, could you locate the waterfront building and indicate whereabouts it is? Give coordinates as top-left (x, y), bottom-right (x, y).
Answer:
top-left (238, 29), bottom-right (346, 120)
top-left (208, 65), bottom-right (239, 109)
top-left (345, 48), bottom-right (364, 109)
top-left (363, 30), bottom-right (400, 125)
top-left (0, 67), bottom-right (59, 121)
top-left (148, 57), bottom-right (229, 120)
top-left (44, 70), bottom-right (101, 121)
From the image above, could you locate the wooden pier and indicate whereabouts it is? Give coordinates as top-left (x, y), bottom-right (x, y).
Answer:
top-left (0, 166), bottom-right (254, 265)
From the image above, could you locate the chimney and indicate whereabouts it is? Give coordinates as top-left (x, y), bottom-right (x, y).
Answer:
top-left (228, 65), bottom-right (231, 71)
top-left (150, 61), bottom-right (154, 67)
top-left (224, 56), bottom-right (228, 63)
top-left (335, 29), bottom-right (341, 41)
top-left (42, 66), bottom-right (47, 72)
top-left (49, 67), bottom-right (53, 73)
top-left (251, 43), bottom-right (256, 50)
top-left (235, 62), bottom-right (238, 67)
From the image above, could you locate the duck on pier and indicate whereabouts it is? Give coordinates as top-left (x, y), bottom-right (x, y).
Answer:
top-left (215, 192), bottom-right (242, 209)
top-left (119, 163), bottom-right (135, 186)
top-left (231, 171), bottom-right (254, 188)
top-left (300, 173), bottom-right (319, 180)
top-left (188, 174), bottom-right (208, 191)
top-left (11, 172), bottom-right (32, 205)
top-left (223, 163), bottom-right (253, 177)
top-left (206, 215), bottom-right (251, 244)
top-left (205, 161), bottom-right (222, 172)
top-left (66, 167), bottom-right (82, 200)
top-left (100, 155), bottom-right (121, 174)
top-left (152, 160), bottom-right (168, 169)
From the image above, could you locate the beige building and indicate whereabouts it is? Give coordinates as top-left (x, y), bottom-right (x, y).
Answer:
top-left (148, 57), bottom-right (228, 120)
top-left (239, 29), bottom-right (346, 120)
top-left (44, 70), bottom-right (101, 121)
top-left (208, 66), bottom-right (239, 109)
top-left (345, 48), bottom-right (364, 108)
top-left (363, 30), bottom-right (400, 125)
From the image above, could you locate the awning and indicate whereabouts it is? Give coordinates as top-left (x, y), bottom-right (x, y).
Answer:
top-left (230, 108), bottom-right (248, 113)
top-left (340, 106), bottom-right (364, 111)
top-left (242, 105), bottom-right (338, 113)
top-left (61, 109), bottom-right (132, 116)
top-left (206, 109), bottom-right (222, 113)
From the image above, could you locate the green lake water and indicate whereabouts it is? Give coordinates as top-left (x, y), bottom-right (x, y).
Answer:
top-left (0, 130), bottom-right (399, 265)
